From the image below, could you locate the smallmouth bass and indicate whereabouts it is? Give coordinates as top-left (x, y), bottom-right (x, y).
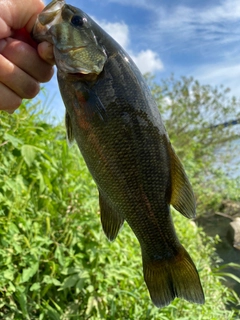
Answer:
top-left (33, 0), bottom-right (204, 307)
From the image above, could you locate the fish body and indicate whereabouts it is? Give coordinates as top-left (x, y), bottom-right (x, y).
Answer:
top-left (33, 0), bottom-right (204, 307)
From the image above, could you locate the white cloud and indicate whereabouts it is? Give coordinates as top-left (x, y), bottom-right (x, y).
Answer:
top-left (101, 0), bottom-right (153, 10)
top-left (131, 50), bottom-right (163, 74)
top-left (194, 62), bottom-right (240, 98)
top-left (152, 1), bottom-right (240, 102)
top-left (155, 0), bottom-right (240, 47)
top-left (96, 19), bottom-right (164, 74)
top-left (97, 21), bottom-right (130, 49)
top-left (206, 0), bottom-right (240, 21)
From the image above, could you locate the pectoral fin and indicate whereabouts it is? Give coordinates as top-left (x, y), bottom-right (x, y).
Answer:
top-left (169, 146), bottom-right (196, 219)
top-left (99, 191), bottom-right (124, 241)
top-left (65, 111), bottom-right (75, 144)
top-left (74, 83), bottom-right (107, 122)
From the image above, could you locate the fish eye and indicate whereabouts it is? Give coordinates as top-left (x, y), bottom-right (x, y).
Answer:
top-left (71, 15), bottom-right (84, 27)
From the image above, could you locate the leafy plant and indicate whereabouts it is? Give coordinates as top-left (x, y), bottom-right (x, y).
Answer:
top-left (0, 94), bottom-right (239, 319)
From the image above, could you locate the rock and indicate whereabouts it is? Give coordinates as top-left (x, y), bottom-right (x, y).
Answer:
top-left (228, 217), bottom-right (240, 250)
top-left (220, 200), bottom-right (240, 217)
top-left (196, 208), bottom-right (240, 298)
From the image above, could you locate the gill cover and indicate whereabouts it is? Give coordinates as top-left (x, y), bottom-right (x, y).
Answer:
top-left (32, 0), bottom-right (107, 74)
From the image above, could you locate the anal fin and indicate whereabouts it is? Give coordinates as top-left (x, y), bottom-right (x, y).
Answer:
top-left (169, 145), bottom-right (196, 219)
top-left (99, 190), bottom-right (124, 241)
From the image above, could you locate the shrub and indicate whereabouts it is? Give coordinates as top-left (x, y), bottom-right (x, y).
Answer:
top-left (0, 99), bottom-right (238, 319)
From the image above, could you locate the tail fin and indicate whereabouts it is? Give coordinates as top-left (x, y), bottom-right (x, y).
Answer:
top-left (143, 246), bottom-right (204, 308)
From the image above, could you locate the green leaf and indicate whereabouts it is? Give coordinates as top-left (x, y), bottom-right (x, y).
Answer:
top-left (54, 245), bottom-right (65, 266)
top-left (4, 133), bottom-right (23, 147)
top-left (3, 269), bottom-right (14, 281)
top-left (21, 145), bottom-right (36, 166)
top-left (45, 304), bottom-right (61, 320)
top-left (16, 287), bottom-right (30, 319)
top-left (30, 282), bottom-right (41, 291)
top-left (214, 262), bottom-right (240, 271)
top-left (42, 275), bottom-right (61, 286)
top-left (20, 262), bottom-right (39, 283)
top-left (37, 171), bottom-right (46, 193)
top-left (217, 272), bottom-right (240, 284)
top-left (86, 296), bottom-right (95, 315)
top-left (8, 222), bottom-right (20, 234)
top-left (76, 278), bottom-right (87, 292)
top-left (61, 274), bottom-right (79, 289)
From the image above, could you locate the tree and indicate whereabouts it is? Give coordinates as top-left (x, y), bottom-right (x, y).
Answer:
top-left (147, 75), bottom-right (240, 212)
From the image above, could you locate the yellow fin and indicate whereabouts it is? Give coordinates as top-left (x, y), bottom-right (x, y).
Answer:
top-left (169, 146), bottom-right (196, 218)
top-left (143, 245), bottom-right (204, 308)
top-left (99, 191), bottom-right (125, 241)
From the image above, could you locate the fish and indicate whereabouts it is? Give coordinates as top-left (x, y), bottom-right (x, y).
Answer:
top-left (32, 0), bottom-right (205, 308)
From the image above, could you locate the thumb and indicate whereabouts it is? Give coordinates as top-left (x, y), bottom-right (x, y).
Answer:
top-left (38, 41), bottom-right (55, 65)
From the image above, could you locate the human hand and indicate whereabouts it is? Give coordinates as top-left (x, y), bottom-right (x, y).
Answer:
top-left (0, 0), bottom-right (54, 113)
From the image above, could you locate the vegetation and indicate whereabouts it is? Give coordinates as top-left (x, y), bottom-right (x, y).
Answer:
top-left (0, 77), bottom-right (240, 319)
top-left (148, 75), bottom-right (240, 214)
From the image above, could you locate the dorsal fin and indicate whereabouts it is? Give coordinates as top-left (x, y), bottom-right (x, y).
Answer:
top-left (169, 145), bottom-right (196, 219)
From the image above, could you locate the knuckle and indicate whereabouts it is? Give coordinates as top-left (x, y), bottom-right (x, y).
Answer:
top-left (4, 97), bottom-right (22, 112)
top-left (0, 85), bottom-right (22, 111)
top-left (40, 67), bottom-right (54, 83)
top-left (23, 81), bottom-right (40, 99)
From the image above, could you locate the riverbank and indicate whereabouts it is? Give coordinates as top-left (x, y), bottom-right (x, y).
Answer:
top-left (196, 200), bottom-right (240, 298)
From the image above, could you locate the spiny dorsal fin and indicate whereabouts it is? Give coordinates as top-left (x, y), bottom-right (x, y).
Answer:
top-left (169, 145), bottom-right (196, 219)
top-left (65, 111), bottom-right (75, 145)
top-left (99, 190), bottom-right (125, 241)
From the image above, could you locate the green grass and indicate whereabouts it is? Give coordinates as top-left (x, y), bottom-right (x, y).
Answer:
top-left (0, 102), bottom-right (239, 319)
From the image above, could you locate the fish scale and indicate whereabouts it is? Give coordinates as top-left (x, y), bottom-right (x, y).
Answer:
top-left (32, 0), bottom-right (205, 308)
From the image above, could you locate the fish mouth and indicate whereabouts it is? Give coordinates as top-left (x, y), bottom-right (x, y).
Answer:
top-left (40, 0), bottom-right (65, 20)
top-left (39, 0), bottom-right (65, 26)
top-left (56, 58), bottom-right (101, 75)
top-left (60, 46), bottom-right (87, 54)
top-left (32, 0), bottom-right (65, 42)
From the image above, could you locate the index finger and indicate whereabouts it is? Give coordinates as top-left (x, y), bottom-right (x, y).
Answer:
top-left (0, 0), bottom-right (45, 37)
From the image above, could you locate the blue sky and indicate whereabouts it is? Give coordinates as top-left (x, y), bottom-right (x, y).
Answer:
top-left (40, 0), bottom-right (240, 121)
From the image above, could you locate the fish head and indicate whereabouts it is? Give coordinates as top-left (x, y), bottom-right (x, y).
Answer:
top-left (32, 0), bottom-right (107, 75)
